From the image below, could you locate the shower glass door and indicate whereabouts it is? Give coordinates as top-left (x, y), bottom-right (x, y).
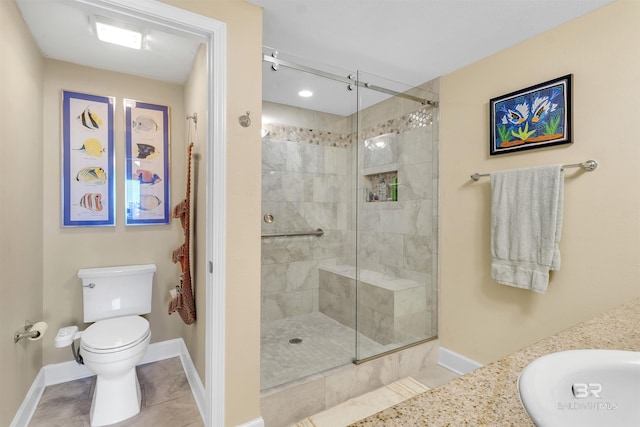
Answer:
top-left (260, 48), bottom-right (359, 390)
top-left (354, 71), bottom-right (439, 361)
top-left (260, 48), bottom-right (439, 389)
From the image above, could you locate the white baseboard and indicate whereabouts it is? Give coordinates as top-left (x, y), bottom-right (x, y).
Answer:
top-left (438, 347), bottom-right (483, 375)
top-left (140, 337), bottom-right (185, 365)
top-left (173, 340), bottom-right (206, 421)
top-left (11, 338), bottom-right (205, 427)
top-left (236, 417), bottom-right (265, 427)
top-left (9, 369), bottom-right (46, 427)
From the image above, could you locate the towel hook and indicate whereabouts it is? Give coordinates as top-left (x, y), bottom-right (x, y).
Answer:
top-left (239, 111), bottom-right (252, 128)
top-left (186, 112), bottom-right (198, 130)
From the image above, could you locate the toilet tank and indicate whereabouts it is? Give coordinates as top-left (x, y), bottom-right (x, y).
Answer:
top-left (78, 264), bottom-right (156, 322)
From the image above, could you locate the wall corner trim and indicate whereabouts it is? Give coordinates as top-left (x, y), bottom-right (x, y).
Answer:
top-left (438, 347), bottom-right (483, 375)
top-left (10, 338), bottom-right (204, 427)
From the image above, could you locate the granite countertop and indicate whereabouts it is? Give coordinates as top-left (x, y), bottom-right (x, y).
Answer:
top-left (350, 298), bottom-right (640, 426)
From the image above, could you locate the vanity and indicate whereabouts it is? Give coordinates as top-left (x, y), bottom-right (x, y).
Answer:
top-left (350, 297), bottom-right (640, 426)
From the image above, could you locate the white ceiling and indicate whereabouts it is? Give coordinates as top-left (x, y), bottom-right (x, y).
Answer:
top-left (15, 0), bottom-right (203, 85)
top-left (251, 0), bottom-right (615, 88)
top-left (252, 0), bottom-right (615, 115)
top-left (15, 0), bottom-right (615, 115)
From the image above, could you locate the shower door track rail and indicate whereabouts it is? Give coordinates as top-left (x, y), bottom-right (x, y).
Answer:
top-left (263, 54), bottom-right (438, 107)
top-left (261, 228), bottom-right (324, 238)
top-left (354, 335), bottom-right (438, 365)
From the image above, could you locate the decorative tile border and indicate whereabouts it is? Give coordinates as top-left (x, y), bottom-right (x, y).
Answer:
top-left (363, 107), bottom-right (434, 141)
top-left (263, 123), bottom-right (351, 147)
top-left (264, 106), bottom-right (435, 148)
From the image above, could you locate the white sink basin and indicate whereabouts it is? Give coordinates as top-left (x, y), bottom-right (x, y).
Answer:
top-left (518, 349), bottom-right (640, 427)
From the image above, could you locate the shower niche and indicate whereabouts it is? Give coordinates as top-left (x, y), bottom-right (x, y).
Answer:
top-left (363, 133), bottom-right (399, 203)
top-left (364, 171), bottom-right (398, 203)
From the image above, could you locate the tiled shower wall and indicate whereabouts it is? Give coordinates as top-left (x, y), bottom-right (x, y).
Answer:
top-left (261, 104), bottom-right (353, 321)
top-left (261, 78), bottom-right (439, 328)
top-left (349, 113), bottom-right (437, 285)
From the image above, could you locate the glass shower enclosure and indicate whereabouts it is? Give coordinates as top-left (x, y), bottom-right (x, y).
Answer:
top-left (260, 48), bottom-right (438, 390)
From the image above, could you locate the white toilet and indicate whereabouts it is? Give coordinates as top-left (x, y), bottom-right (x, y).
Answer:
top-left (57, 264), bottom-right (156, 426)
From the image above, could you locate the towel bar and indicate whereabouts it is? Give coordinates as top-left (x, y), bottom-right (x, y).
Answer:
top-left (471, 160), bottom-right (598, 181)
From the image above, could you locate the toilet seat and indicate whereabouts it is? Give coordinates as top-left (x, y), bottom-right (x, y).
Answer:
top-left (81, 315), bottom-right (150, 354)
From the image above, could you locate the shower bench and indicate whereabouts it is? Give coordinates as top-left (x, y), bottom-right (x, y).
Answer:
top-left (318, 265), bottom-right (429, 345)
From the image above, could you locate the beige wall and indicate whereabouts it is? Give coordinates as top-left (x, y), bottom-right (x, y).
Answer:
top-left (439, 0), bottom-right (640, 364)
top-left (182, 43), bottom-right (208, 384)
top-left (0, 2), bottom-right (44, 425)
top-left (159, 1), bottom-right (263, 425)
top-left (42, 60), bottom-right (187, 365)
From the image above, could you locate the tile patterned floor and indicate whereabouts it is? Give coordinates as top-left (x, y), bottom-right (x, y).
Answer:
top-left (261, 312), bottom-right (398, 390)
top-left (29, 357), bottom-right (203, 427)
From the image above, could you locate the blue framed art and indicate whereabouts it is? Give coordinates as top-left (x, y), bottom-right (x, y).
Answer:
top-left (62, 90), bottom-right (115, 227)
top-left (124, 99), bottom-right (170, 225)
top-left (490, 74), bottom-right (572, 156)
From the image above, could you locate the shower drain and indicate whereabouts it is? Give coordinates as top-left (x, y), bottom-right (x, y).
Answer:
top-left (288, 338), bottom-right (303, 345)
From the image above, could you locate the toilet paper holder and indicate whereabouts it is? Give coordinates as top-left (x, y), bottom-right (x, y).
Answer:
top-left (14, 321), bottom-right (44, 343)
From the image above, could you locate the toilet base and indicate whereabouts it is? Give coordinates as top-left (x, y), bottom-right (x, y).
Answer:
top-left (89, 369), bottom-right (142, 426)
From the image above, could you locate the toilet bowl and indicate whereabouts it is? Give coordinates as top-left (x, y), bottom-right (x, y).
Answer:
top-left (80, 315), bottom-right (151, 426)
top-left (54, 264), bottom-right (156, 426)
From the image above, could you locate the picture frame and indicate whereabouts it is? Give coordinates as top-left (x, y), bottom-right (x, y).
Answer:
top-left (62, 90), bottom-right (115, 227)
top-left (489, 74), bottom-right (572, 156)
top-left (124, 99), bottom-right (170, 225)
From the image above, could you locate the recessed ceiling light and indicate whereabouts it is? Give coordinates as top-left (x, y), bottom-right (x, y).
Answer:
top-left (93, 16), bottom-right (144, 50)
top-left (298, 90), bottom-right (313, 98)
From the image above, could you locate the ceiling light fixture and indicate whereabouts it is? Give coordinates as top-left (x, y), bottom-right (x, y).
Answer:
top-left (93, 16), bottom-right (145, 50)
top-left (298, 90), bottom-right (313, 98)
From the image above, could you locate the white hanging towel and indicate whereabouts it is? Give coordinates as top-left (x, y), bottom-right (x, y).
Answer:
top-left (490, 165), bottom-right (564, 294)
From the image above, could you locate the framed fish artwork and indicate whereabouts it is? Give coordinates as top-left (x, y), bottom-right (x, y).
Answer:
top-left (124, 99), bottom-right (170, 225)
top-left (62, 90), bottom-right (115, 227)
top-left (489, 74), bottom-right (572, 156)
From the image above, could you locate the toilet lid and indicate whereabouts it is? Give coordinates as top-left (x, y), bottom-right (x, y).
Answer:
top-left (81, 315), bottom-right (150, 353)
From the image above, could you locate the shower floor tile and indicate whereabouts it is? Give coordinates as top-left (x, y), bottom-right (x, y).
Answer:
top-left (28, 357), bottom-right (203, 427)
top-left (261, 312), bottom-right (395, 390)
